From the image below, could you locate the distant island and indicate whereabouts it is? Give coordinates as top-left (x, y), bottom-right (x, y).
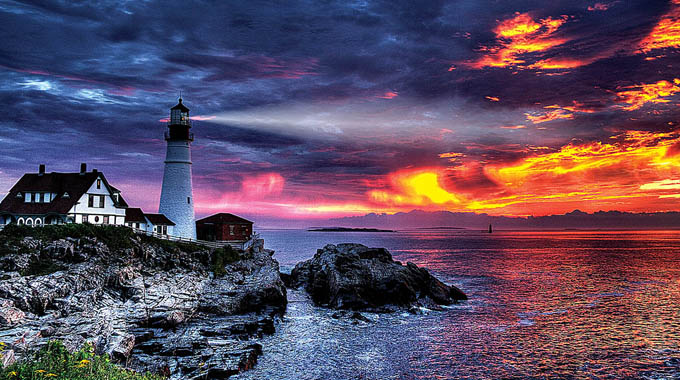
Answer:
top-left (326, 209), bottom-right (680, 230)
top-left (308, 227), bottom-right (395, 232)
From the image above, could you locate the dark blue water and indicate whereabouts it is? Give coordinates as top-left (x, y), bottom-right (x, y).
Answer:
top-left (234, 229), bottom-right (680, 380)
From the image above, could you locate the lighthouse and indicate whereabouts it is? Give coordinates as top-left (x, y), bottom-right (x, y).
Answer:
top-left (159, 97), bottom-right (196, 239)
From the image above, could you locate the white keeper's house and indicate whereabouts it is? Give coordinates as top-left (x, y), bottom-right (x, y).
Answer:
top-left (0, 163), bottom-right (128, 227)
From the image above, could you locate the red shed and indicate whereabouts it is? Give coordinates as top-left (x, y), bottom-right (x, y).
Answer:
top-left (196, 213), bottom-right (254, 242)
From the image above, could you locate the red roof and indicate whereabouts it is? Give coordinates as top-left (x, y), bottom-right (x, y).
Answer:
top-left (196, 213), bottom-right (253, 225)
top-left (0, 171), bottom-right (127, 215)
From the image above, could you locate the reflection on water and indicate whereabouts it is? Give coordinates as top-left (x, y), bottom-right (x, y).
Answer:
top-left (234, 230), bottom-right (680, 380)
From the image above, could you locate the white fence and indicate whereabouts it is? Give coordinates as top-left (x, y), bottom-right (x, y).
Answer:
top-left (129, 227), bottom-right (259, 250)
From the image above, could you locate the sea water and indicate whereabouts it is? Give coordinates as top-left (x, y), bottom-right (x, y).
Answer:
top-left (233, 229), bottom-right (680, 380)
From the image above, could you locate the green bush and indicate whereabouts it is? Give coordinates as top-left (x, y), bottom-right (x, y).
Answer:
top-left (211, 246), bottom-right (240, 277)
top-left (0, 341), bottom-right (164, 380)
top-left (0, 224), bottom-right (135, 251)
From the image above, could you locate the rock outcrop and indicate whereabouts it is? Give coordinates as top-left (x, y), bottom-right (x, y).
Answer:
top-left (287, 243), bottom-right (466, 312)
top-left (0, 229), bottom-right (286, 379)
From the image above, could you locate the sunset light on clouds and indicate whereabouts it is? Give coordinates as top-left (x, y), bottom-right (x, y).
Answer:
top-left (1, 0), bottom-right (680, 226)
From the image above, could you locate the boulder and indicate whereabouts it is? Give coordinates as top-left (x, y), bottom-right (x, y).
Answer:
top-left (289, 243), bottom-right (466, 311)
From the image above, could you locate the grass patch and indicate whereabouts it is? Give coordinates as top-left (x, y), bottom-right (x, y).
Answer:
top-left (0, 340), bottom-right (164, 380)
top-left (212, 246), bottom-right (240, 277)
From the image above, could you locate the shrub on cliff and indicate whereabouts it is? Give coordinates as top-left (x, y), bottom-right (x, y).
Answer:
top-left (0, 341), bottom-right (164, 380)
top-left (0, 224), bottom-right (135, 252)
top-left (212, 246), bottom-right (240, 277)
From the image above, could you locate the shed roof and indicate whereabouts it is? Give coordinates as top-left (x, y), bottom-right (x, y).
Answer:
top-left (145, 213), bottom-right (175, 226)
top-left (125, 207), bottom-right (146, 223)
top-left (196, 213), bottom-right (253, 225)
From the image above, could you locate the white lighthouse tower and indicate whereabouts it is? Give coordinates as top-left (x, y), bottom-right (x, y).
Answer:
top-left (159, 97), bottom-right (196, 239)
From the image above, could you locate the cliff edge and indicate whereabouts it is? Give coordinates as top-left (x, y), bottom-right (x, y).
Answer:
top-left (0, 224), bottom-right (286, 379)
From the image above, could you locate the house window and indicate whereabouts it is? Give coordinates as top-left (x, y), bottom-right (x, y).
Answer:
top-left (16, 192), bottom-right (22, 198)
top-left (103, 216), bottom-right (109, 224)
top-left (96, 179), bottom-right (101, 189)
top-left (94, 216), bottom-right (100, 223)
top-left (135, 223), bottom-right (140, 229)
top-left (82, 214), bottom-right (88, 223)
top-left (24, 193), bottom-right (31, 203)
top-left (230, 225), bottom-right (235, 235)
top-left (88, 195), bottom-right (105, 208)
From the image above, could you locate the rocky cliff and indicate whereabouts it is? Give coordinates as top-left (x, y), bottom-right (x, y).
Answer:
top-left (0, 225), bottom-right (286, 379)
top-left (286, 243), bottom-right (466, 312)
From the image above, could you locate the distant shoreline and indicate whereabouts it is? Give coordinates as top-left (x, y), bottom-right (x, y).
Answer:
top-left (307, 227), bottom-right (395, 232)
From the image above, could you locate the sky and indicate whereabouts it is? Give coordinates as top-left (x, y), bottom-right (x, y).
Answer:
top-left (1, 0), bottom-right (680, 225)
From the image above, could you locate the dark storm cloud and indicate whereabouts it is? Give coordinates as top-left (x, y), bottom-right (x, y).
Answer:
top-left (1, 0), bottom-right (679, 214)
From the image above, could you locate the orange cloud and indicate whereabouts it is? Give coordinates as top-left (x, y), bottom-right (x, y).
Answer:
top-left (438, 152), bottom-right (465, 158)
top-left (616, 78), bottom-right (680, 111)
top-left (468, 13), bottom-right (569, 69)
top-left (525, 108), bottom-right (574, 124)
top-left (485, 96), bottom-right (500, 102)
top-left (528, 57), bottom-right (598, 70)
top-left (366, 130), bottom-right (680, 216)
top-left (639, 0), bottom-right (680, 53)
top-left (500, 125), bottom-right (527, 129)
top-left (525, 101), bottom-right (600, 124)
top-left (368, 169), bottom-right (464, 207)
top-left (487, 130), bottom-right (680, 188)
top-left (640, 179), bottom-right (680, 190)
top-left (495, 13), bottom-right (542, 37)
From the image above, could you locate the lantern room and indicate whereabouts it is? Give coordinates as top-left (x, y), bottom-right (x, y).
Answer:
top-left (166, 97), bottom-right (193, 141)
top-left (170, 97), bottom-right (191, 126)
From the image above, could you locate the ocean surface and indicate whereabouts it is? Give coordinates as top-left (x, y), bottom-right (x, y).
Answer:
top-left (233, 229), bottom-right (680, 380)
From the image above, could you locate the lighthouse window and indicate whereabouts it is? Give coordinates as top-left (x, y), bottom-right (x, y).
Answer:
top-left (187, 197), bottom-right (191, 204)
